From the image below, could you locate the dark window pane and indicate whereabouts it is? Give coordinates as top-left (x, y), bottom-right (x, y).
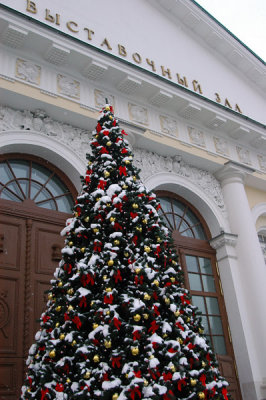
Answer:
top-left (206, 297), bottom-right (220, 315)
top-left (188, 273), bottom-right (202, 291)
top-left (56, 195), bottom-right (74, 213)
top-left (192, 295), bottom-right (206, 314)
top-left (0, 163), bottom-right (14, 183)
top-left (192, 224), bottom-right (206, 240)
top-left (6, 182), bottom-right (23, 198)
top-left (185, 255), bottom-right (199, 273)
top-left (209, 316), bottom-right (224, 335)
top-left (202, 275), bottom-right (216, 292)
top-left (172, 199), bottom-right (185, 215)
top-left (181, 228), bottom-right (194, 238)
top-left (32, 162), bottom-right (52, 185)
top-left (159, 198), bottom-right (172, 213)
top-left (10, 160), bottom-right (29, 179)
top-left (213, 336), bottom-right (227, 355)
top-left (199, 257), bottom-right (213, 275)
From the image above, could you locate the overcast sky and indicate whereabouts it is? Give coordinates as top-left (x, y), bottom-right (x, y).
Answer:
top-left (195, 0), bottom-right (266, 62)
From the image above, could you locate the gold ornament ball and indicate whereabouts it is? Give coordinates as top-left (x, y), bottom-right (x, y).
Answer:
top-left (109, 116), bottom-right (113, 120)
top-left (198, 393), bottom-right (205, 400)
top-left (114, 240), bottom-right (120, 245)
top-left (59, 334), bottom-right (65, 340)
top-left (170, 365), bottom-right (176, 372)
top-left (93, 228), bottom-right (99, 233)
top-left (84, 371), bottom-right (91, 379)
top-left (131, 347), bottom-right (139, 356)
top-left (134, 314), bottom-right (141, 322)
top-left (190, 378), bottom-right (197, 386)
top-left (106, 141), bottom-right (112, 147)
top-left (72, 340), bottom-right (77, 346)
top-left (170, 277), bottom-right (175, 282)
top-left (105, 106), bottom-right (110, 111)
top-left (68, 241), bottom-right (73, 247)
top-left (81, 247), bottom-right (86, 253)
top-left (27, 389), bottom-right (31, 393)
top-left (149, 355), bottom-right (154, 359)
top-left (136, 226), bottom-right (142, 232)
top-left (144, 294), bottom-right (151, 301)
top-left (35, 353), bottom-right (39, 359)
top-left (133, 176), bottom-right (137, 181)
top-left (202, 361), bottom-right (206, 368)
top-left (103, 275), bottom-right (108, 280)
top-left (58, 281), bottom-right (63, 287)
top-left (104, 340), bottom-right (112, 348)
top-left (199, 328), bottom-right (204, 334)
top-left (56, 322), bottom-right (60, 327)
top-left (90, 301), bottom-right (95, 306)
top-left (66, 378), bottom-right (71, 383)
top-left (122, 185), bottom-right (128, 189)
top-left (143, 313), bottom-right (149, 320)
top-left (135, 268), bottom-right (141, 274)
top-left (132, 203), bottom-right (138, 209)
top-left (93, 355), bottom-right (100, 363)
top-left (125, 374), bottom-right (129, 379)
top-left (104, 171), bottom-right (110, 178)
top-left (142, 219), bottom-right (147, 224)
top-left (156, 237), bottom-right (162, 243)
top-left (74, 212), bottom-right (79, 217)
top-left (186, 317), bottom-right (191, 322)
top-left (125, 160), bottom-right (130, 165)
top-left (68, 305), bottom-right (73, 311)
top-left (105, 287), bottom-right (112, 293)
top-left (84, 216), bottom-right (90, 222)
top-left (174, 310), bottom-right (180, 317)
top-left (110, 217), bottom-right (116, 222)
top-left (124, 252), bottom-right (129, 257)
top-left (144, 246), bottom-right (151, 253)
top-left (93, 323), bottom-right (99, 330)
top-left (96, 197), bottom-right (101, 201)
top-left (177, 338), bottom-right (183, 344)
top-left (172, 260), bottom-right (177, 265)
top-left (144, 380), bottom-right (149, 387)
top-left (67, 288), bottom-right (74, 295)
top-left (153, 280), bottom-right (159, 286)
top-left (108, 259), bottom-right (114, 267)
top-left (165, 298), bottom-right (170, 305)
top-left (49, 350), bottom-right (56, 358)
top-left (48, 293), bottom-right (53, 300)
top-left (163, 333), bottom-right (168, 338)
top-left (112, 394), bottom-right (119, 400)
top-left (56, 306), bottom-right (62, 312)
top-left (106, 310), bottom-right (110, 315)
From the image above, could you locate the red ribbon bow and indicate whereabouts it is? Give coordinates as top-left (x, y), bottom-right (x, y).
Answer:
top-left (148, 320), bottom-right (159, 334)
top-left (55, 383), bottom-right (64, 392)
top-left (111, 356), bottom-right (121, 368)
top-left (104, 294), bottom-right (114, 304)
top-left (113, 317), bottom-right (121, 330)
top-left (41, 388), bottom-right (49, 400)
top-left (96, 123), bottom-right (102, 132)
top-left (114, 270), bottom-right (122, 283)
top-left (133, 330), bottom-right (141, 341)
top-left (134, 275), bottom-right (144, 285)
top-left (180, 295), bottom-right (190, 305)
top-left (222, 388), bottom-right (228, 400)
top-left (200, 374), bottom-right (206, 386)
top-left (163, 372), bottom-right (173, 382)
top-left (177, 378), bottom-right (186, 391)
top-left (100, 147), bottom-right (109, 154)
top-left (72, 316), bottom-right (82, 329)
top-left (119, 166), bottom-right (127, 176)
top-left (79, 296), bottom-right (87, 308)
top-left (129, 386), bottom-right (141, 400)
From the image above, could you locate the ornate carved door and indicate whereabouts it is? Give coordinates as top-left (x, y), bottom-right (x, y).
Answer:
top-left (0, 154), bottom-right (76, 399)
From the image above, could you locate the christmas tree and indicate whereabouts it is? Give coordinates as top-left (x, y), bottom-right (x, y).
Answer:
top-left (21, 103), bottom-right (230, 400)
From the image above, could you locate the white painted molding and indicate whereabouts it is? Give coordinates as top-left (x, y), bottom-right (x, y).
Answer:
top-left (251, 202), bottom-right (266, 225)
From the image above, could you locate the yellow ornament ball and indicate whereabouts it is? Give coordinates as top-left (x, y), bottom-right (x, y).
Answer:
top-left (105, 106), bottom-right (110, 111)
top-left (49, 350), bottom-right (56, 358)
top-left (122, 185), bottom-right (128, 189)
top-left (144, 246), bottom-right (151, 253)
top-left (93, 323), bottom-right (99, 330)
top-left (81, 247), bottom-right (86, 253)
top-left (136, 226), bottom-right (142, 232)
top-left (108, 259), bottom-right (114, 267)
top-left (133, 176), bottom-right (137, 181)
top-left (156, 237), bottom-right (162, 243)
top-left (66, 378), bottom-right (71, 383)
top-left (199, 328), bottom-right (204, 334)
top-left (125, 160), bottom-right (130, 165)
top-left (143, 313), bottom-right (149, 320)
top-left (144, 294), bottom-right (151, 301)
top-left (112, 394), bottom-right (119, 400)
top-left (174, 310), bottom-right (180, 317)
top-left (103, 275), bottom-right (108, 280)
top-left (170, 365), bottom-right (176, 372)
top-left (153, 280), bottom-right (159, 286)
top-left (104, 340), bottom-right (112, 348)
top-left (59, 334), bottom-right (65, 340)
top-left (56, 306), bottom-right (61, 312)
top-left (106, 141), bottom-right (112, 147)
top-left (124, 252), bottom-right (129, 257)
top-left (172, 260), bottom-right (177, 265)
top-left (93, 228), bottom-right (99, 233)
top-left (110, 217), bottom-right (116, 222)
top-left (190, 378), bottom-right (197, 386)
top-left (93, 355), bottom-right (100, 363)
top-left (142, 219), bottom-right (147, 224)
top-left (135, 268), bottom-right (141, 274)
top-left (67, 288), bottom-right (74, 295)
top-left (202, 361), bottom-right (206, 368)
top-left (72, 340), bottom-right (77, 346)
top-left (56, 322), bottom-right (60, 327)
top-left (58, 281), bottom-right (63, 287)
top-left (84, 371), bottom-right (91, 379)
top-left (132, 203), bottom-right (138, 209)
top-left (84, 216), bottom-right (90, 222)
top-left (177, 338), bottom-right (183, 344)
top-left (134, 314), bottom-right (141, 322)
top-left (114, 240), bottom-right (120, 245)
top-left (68, 241), bottom-right (73, 247)
top-left (165, 298), bottom-right (170, 305)
top-left (198, 393), bottom-right (205, 400)
top-left (170, 277), bottom-right (175, 282)
top-left (109, 116), bottom-right (113, 120)
top-left (105, 287), bottom-right (112, 293)
top-left (68, 305), bottom-right (73, 311)
top-left (144, 380), bottom-right (148, 387)
top-left (104, 171), bottom-right (110, 178)
top-left (131, 347), bottom-right (139, 356)
top-left (48, 293), bottom-right (53, 300)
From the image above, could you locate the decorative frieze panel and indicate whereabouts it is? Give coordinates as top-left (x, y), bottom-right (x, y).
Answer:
top-left (15, 58), bottom-right (41, 85)
top-left (160, 115), bottom-right (178, 137)
top-left (128, 103), bottom-right (149, 125)
top-left (213, 137), bottom-right (230, 157)
top-left (258, 155), bottom-right (266, 172)
top-left (236, 146), bottom-right (252, 166)
top-left (134, 148), bottom-right (226, 213)
top-left (94, 89), bottom-right (115, 110)
top-left (57, 74), bottom-right (80, 99)
top-left (188, 126), bottom-right (206, 148)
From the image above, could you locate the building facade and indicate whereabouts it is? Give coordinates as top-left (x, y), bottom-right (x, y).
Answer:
top-left (0, 1), bottom-right (265, 399)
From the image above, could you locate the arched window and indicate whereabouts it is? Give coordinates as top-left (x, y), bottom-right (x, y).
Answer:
top-left (157, 191), bottom-right (230, 356)
top-left (0, 155), bottom-right (75, 213)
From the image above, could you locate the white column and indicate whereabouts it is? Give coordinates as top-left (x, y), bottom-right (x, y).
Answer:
top-left (216, 162), bottom-right (266, 399)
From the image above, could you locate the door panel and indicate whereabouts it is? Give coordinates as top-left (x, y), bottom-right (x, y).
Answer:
top-left (0, 215), bottom-right (26, 399)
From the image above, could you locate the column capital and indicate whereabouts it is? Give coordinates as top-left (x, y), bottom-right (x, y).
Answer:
top-left (209, 231), bottom-right (238, 250)
top-left (215, 161), bottom-right (255, 186)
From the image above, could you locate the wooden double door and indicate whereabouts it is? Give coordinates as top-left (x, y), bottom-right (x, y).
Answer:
top-left (0, 200), bottom-right (69, 399)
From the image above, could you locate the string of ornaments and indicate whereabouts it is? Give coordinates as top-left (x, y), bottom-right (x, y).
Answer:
top-left (21, 102), bottom-right (230, 399)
